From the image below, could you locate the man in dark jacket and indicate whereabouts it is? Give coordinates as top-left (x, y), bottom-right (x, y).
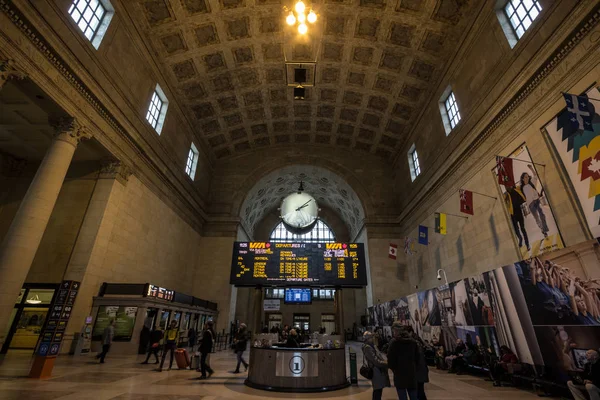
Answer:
top-left (387, 322), bottom-right (419, 400)
top-left (568, 349), bottom-right (600, 400)
top-left (198, 320), bottom-right (215, 379)
top-left (407, 326), bottom-right (429, 400)
top-left (141, 327), bottom-right (163, 364)
top-left (233, 323), bottom-right (248, 373)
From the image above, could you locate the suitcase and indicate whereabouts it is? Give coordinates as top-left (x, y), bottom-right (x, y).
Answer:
top-left (174, 348), bottom-right (190, 369)
top-left (190, 354), bottom-right (200, 370)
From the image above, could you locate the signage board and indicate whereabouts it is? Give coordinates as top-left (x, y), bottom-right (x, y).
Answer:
top-left (37, 280), bottom-right (80, 357)
top-left (263, 299), bottom-right (281, 311)
top-left (230, 242), bottom-right (368, 287)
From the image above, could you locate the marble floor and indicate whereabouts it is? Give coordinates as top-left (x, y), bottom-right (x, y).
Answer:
top-left (0, 344), bottom-right (545, 400)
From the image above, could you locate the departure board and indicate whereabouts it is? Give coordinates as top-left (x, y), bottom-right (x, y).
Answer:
top-left (229, 242), bottom-right (368, 287)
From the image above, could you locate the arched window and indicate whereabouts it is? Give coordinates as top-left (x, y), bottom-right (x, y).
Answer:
top-left (270, 219), bottom-right (336, 243)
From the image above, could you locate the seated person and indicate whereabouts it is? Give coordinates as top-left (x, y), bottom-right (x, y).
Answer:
top-left (285, 329), bottom-right (300, 348)
top-left (445, 339), bottom-right (466, 372)
top-left (490, 345), bottom-right (519, 386)
top-left (568, 349), bottom-right (600, 400)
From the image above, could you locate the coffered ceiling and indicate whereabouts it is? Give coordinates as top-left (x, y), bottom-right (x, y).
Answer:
top-left (124, 0), bottom-right (482, 159)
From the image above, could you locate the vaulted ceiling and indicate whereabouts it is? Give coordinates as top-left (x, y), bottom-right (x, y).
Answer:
top-left (125, 0), bottom-right (482, 160)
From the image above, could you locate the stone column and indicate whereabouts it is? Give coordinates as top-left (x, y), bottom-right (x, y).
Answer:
top-left (0, 58), bottom-right (27, 90)
top-left (335, 288), bottom-right (344, 336)
top-left (60, 161), bottom-right (131, 352)
top-left (253, 287), bottom-right (262, 335)
top-left (0, 117), bottom-right (91, 345)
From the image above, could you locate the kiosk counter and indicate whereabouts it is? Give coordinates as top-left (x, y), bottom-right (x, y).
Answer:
top-left (245, 345), bottom-right (349, 392)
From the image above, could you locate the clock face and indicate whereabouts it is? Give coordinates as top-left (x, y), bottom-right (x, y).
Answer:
top-left (280, 192), bottom-right (319, 229)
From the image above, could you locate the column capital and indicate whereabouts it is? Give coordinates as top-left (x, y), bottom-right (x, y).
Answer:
top-left (99, 159), bottom-right (133, 184)
top-left (0, 58), bottom-right (27, 89)
top-left (49, 116), bottom-right (92, 147)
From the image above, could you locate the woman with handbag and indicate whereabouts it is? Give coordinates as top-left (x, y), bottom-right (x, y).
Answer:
top-left (362, 331), bottom-right (390, 400)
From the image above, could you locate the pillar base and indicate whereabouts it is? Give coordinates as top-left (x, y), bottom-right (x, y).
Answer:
top-left (29, 356), bottom-right (56, 379)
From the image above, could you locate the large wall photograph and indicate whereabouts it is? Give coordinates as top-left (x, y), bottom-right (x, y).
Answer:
top-left (368, 238), bottom-right (600, 384)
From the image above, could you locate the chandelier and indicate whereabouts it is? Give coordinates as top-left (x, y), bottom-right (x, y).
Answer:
top-left (285, 1), bottom-right (317, 35)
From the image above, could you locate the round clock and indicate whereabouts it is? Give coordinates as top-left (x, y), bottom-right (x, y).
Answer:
top-left (280, 191), bottom-right (319, 230)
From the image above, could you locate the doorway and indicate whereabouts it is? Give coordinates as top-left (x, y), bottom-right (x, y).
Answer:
top-left (293, 314), bottom-right (310, 332)
top-left (1, 284), bottom-right (57, 354)
top-left (267, 313), bottom-right (282, 331)
top-left (321, 314), bottom-right (336, 335)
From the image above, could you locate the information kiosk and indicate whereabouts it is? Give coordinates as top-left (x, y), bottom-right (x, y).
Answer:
top-left (230, 242), bottom-right (368, 392)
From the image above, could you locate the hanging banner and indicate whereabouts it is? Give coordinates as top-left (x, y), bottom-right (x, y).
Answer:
top-left (494, 144), bottom-right (563, 258)
top-left (418, 226), bottom-right (428, 245)
top-left (544, 87), bottom-right (600, 238)
top-left (434, 213), bottom-right (447, 235)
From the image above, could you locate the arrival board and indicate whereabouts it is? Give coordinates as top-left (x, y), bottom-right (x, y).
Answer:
top-left (230, 242), bottom-right (368, 287)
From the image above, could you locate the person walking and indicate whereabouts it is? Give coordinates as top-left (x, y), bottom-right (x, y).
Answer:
top-left (96, 319), bottom-right (115, 364)
top-left (198, 320), bottom-right (215, 379)
top-left (232, 323), bottom-right (249, 373)
top-left (158, 320), bottom-right (179, 372)
top-left (387, 322), bottom-right (419, 400)
top-left (141, 326), bottom-right (163, 365)
top-left (362, 331), bottom-right (391, 400)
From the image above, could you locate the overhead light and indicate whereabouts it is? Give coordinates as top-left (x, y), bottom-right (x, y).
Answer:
top-left (295, 1), bottom-right (305, 14)
top-left (286, 12), bottom-right (296, 26)
top-left (285, 1), bottom-right (316, 34)
top-left (26, 294), bottom-right (42, 304)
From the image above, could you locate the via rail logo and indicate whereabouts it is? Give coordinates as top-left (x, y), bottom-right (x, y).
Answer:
top-left (289, 355), bottom-right (305, 375)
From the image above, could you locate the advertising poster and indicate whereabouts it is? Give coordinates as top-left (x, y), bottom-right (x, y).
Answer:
top-left (114, 307), bottom-right (138, 341)
top-left (495, 144), bottom-right (564, 258)
top-left (544, 87), bottom-right (600, 238)
top-left (92, 306), bottom-right (118, 340)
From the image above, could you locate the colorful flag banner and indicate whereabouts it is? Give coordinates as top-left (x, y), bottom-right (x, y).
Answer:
top-left (435, 213), bottom-right (447, 235)
top-left (459, 189), bottom-right (474, 215)
top-left (545, 87), bottom-right (600, 238)
top-left (563, 93), bottom-right (593, 132)
top-left (496, 156), bottom-right (515, 187)
top-left (418, 225), bottom-right (428, 245)
top-left (389, 243), bottom-right (398, 260)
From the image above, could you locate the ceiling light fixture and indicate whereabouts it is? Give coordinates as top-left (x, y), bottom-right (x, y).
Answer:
top-left (285, 1), bottom-right (317, 35)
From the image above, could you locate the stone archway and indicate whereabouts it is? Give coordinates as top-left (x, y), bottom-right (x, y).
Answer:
top-left (238, 164), bottom-right (366, 239)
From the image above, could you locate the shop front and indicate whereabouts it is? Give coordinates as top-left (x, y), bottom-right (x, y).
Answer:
top-left (90, 283), bottom-right (218, 355)
top-left (1, 284), bottom-right (59, 354)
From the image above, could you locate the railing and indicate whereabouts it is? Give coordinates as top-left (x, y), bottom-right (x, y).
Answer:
top-left (212, 333), bottom-right (233, 352)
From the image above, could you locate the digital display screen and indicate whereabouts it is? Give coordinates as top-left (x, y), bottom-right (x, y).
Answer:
top-left (230, 242), bottom-right (368, 287)
top-left (285, 288), bottom-right (312, 304)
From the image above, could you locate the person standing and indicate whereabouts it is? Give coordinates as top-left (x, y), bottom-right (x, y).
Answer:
top-left (568, 349), bottom-right (600, 400)
top-left (96, 319), bottom-right (115, 364)
top-left (406, 326), bottom-right (429, 400)
top-left (198, 320), bottom-right (215, 379)
top-left (188, 325), bottom-right (197, 353)
top-left (362, 331), bottom-right (390, 400)
top-left (504, 186), bottom-right (530, 250)
top-left (520, 165), bottom-right (549, 238)
top-left (141, 326), bottom-right (163, 365)
top-left (233, 323), bottom-right (249, 373)
top-left (387, 322), bottom-right (419, 400)
top-left (158, 320), bottom-right (179, 372)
